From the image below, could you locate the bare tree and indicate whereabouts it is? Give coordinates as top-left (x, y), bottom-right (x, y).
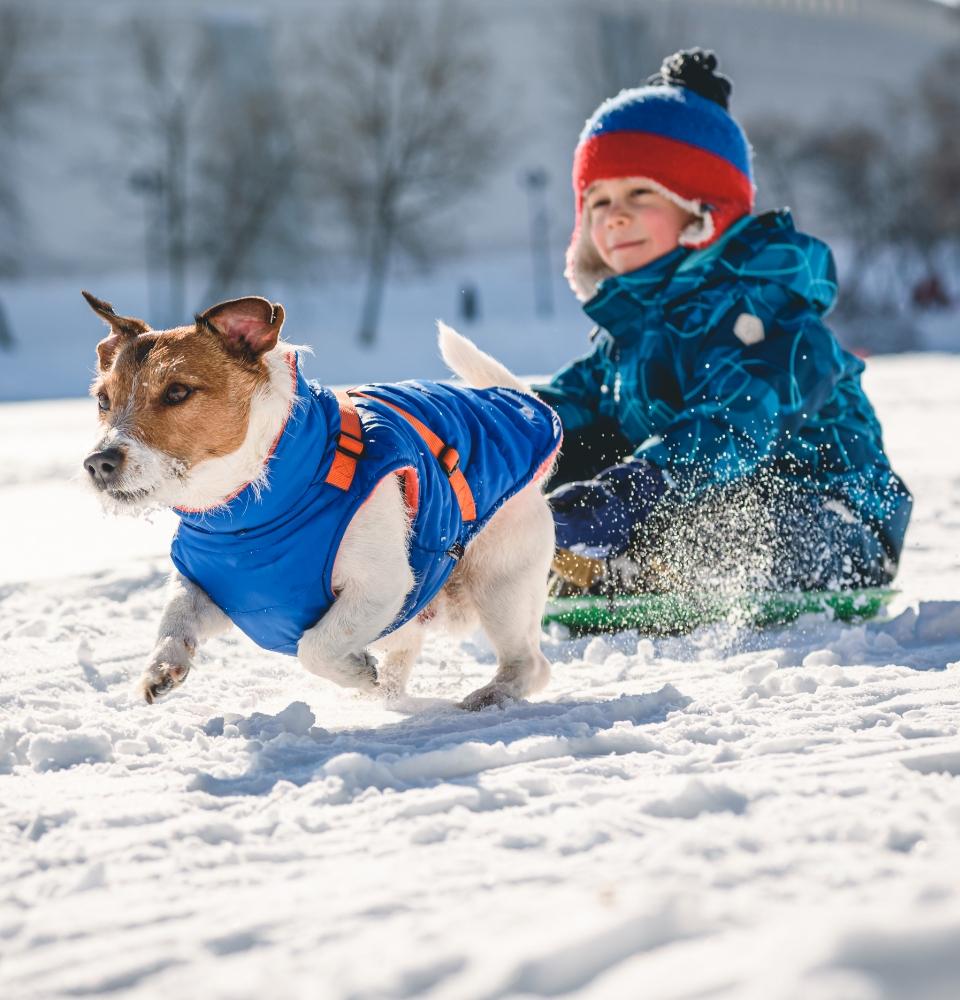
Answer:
top-left (119, 16), bottom-right (310, 321)
top-left (797, 121), bottom-right (901, 311)
top-left (902, 45), bottom-right (960, 283)
top-left (121, 18), bottom-right (211, 325)
top-left (303, 1), bottom-right (499, 346)
top-left (795, 44), bottom-right (960, 316)
top-left (192, 15), bottom-right (316, 303)
top-left (0, 2), bottom-right (51, 281)
top-left (746, 116), bottom-right (806, 218)
top-left (193, 88), bottom-right (306, 302)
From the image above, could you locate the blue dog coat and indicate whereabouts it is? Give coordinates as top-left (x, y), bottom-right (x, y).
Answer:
top-left (171, 356), bottom-right (562, 655)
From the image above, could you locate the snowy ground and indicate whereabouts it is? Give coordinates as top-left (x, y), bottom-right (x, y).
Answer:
top-left (2, 354), bottom-right (960, 1000)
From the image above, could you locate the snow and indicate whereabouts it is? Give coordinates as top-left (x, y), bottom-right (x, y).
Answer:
top-left (2, 353), bottom-right (960, 999)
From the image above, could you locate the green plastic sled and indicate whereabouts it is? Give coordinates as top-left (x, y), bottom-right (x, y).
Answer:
top-left (543, 587), bottom-right (897, 637)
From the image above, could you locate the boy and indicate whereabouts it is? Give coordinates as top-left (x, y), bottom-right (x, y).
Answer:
top-left (536, 49), bottom-right (911, 596)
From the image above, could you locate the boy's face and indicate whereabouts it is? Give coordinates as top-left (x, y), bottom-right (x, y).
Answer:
top-left (586, 177), bottom-right (696, 274)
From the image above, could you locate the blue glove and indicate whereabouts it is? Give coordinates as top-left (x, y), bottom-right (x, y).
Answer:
top-left (549, 460), bottom-right (667, 557)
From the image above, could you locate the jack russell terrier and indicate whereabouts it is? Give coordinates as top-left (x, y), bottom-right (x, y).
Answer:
top-left (81, 292), bottom-right (562, 710)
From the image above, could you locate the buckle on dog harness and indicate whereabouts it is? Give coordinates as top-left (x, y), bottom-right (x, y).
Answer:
top-left (325, 397), bottom-right (365, 491)
top-left (327, 391), bottom-right (477, 523)
top-left (438, 446), bottom-right (460, 477)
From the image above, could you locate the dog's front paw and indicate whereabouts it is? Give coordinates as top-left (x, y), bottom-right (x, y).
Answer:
top-left (301, 649), bottom-right (380, 693)
top-left (333, 650), bottom-right (380, 692)
top-left (139, 637), bottom-right (195, 704)
top-left (139, 660), bottom-right (191, 704)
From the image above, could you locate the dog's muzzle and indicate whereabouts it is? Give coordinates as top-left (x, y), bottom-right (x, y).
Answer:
top-left (83, 447), bottom-right (125, 490)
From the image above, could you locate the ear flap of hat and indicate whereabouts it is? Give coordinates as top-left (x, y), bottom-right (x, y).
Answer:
top-left (630, 178), bottom-right (716, 250)
top-left (564, 216), bottom-right (615, 302)
top-left (678, 214), bottom-right (715, 248)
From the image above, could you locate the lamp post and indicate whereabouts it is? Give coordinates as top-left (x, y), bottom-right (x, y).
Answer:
top-left (521, 167), bottom-right (553, 318)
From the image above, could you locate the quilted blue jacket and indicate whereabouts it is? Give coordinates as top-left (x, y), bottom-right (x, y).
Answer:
top-left (535, 211), bottom-right (911, 559)
top-left (171, 358), bottom-right (562, 655)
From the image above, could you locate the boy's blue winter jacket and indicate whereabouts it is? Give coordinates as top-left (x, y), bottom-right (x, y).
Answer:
top-left (535, 210), bottom-right (911, 559)
top-left (171, 360), bottom-right (562, 656)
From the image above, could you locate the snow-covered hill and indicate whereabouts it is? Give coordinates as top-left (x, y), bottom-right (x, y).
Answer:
top-left (2, 355), bottom-right (959, 999)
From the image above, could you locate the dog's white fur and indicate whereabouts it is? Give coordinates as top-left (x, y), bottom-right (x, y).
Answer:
top-left (133, 323), bottom-right (555, 710)
top-left (174, 347), bottom-right (301, 512)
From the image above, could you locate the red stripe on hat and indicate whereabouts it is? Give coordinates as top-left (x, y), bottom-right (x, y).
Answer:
top-left (573, 131), bottom-right (754, 227)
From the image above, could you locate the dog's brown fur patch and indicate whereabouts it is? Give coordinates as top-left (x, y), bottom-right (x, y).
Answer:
top-left (92, 324), bottom-right (269, 468)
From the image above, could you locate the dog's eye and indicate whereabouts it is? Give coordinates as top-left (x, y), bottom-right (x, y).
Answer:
top-left (163, 383), bottom-right (193, 405)
top-left (97, 391), bottom-right (110, 412)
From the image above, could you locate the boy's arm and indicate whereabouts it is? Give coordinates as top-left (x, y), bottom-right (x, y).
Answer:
top-left (532, 337), bottom-right (608, 432)
top-left (634, 310), bottom-right (844, 490)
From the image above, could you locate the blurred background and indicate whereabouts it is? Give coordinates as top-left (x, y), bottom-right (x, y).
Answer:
top-left (0, 0), bottom-right (958, 401)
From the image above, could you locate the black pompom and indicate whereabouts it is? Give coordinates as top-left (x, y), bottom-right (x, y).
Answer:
top-left (647, 48), bottom-right (732, 109)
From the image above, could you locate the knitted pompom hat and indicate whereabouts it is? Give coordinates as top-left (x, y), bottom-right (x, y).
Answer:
top-left (566, 48), bottom-right (755, 300)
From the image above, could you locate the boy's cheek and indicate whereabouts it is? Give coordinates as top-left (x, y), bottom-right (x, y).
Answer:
top-left (588, 220), bottom-right (610, 259)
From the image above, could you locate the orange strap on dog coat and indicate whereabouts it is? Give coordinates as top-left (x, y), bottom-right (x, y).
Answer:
top-left (326, 392), bottom-right (477, 523)
top-left (325, 392), bottom-right (365, 491)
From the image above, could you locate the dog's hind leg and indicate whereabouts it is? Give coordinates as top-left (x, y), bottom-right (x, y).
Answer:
top-left (140, 572), bottom-right (232, 703)
top-left (298, 475), bottom-right (414, 693)
top-left (458, 487), bottom-right (554, 711)
top-left (372, 618), bottom-right (425, 699)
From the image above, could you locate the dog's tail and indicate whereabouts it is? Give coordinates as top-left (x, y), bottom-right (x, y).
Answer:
top-left (437, 321), bottom-right (530, 394)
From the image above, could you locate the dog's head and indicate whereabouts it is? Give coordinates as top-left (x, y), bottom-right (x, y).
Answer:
top-left (82, 292), bottom-right (289, 513)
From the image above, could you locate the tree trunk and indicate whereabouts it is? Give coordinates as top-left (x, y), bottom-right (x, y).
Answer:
top-left (166, 101), bottom-right (187, 325)
top-left (357, 226), bottom-right (392, 347)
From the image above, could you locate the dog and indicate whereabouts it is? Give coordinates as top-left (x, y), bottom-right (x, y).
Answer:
top-left (81, 292), bottom-right (562, 711)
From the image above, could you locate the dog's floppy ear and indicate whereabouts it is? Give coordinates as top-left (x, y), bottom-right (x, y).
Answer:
top-left (197, 296), bottom-right (285, 359)
top-left (82, 290), bottom-right (151, 370)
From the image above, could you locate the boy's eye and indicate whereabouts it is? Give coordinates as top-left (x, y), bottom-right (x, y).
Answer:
top-left (589, 196), bottom-right (610, 210)
top-left (97, 391), bottom-right (110, 412)
top-left (630, 188), bottom-right (653, 198)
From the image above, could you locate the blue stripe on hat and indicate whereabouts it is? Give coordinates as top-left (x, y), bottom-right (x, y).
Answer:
top-left (581, 86), bottom-right (752, 179)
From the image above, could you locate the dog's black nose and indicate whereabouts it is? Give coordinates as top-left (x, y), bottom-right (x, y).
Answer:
top-left (84, 448), bottom-right (124, 488)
